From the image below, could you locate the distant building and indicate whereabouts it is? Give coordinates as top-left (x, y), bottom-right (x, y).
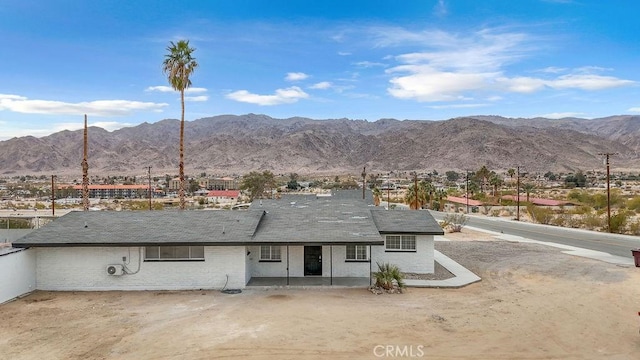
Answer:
top-left (168, 178), bottom-right (181, 191)
top-left (208, 177), bottom-right (239, 190)
top-left (68, 184), bottom-right (152, 199)
top-left (206, 190), bottom-right (240, 205)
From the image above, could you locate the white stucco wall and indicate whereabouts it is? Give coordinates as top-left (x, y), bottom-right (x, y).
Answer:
top-left (327, 246), bottom-right (372, 277)
top-left (0, 248), bottom-right (36, 304)
top-left (372, 235), bottom-right (434, 273)
top-left (35, 246), bottom-right (246, 291)
top-left (247, 245), bottom-right (372, 279)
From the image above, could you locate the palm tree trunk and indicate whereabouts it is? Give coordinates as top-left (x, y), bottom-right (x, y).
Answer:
top-left (179, 88), bottom-right (186, 210)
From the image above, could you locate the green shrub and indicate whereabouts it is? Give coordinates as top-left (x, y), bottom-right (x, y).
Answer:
top-left (373, 262), bottom-right (405, 290)
top-left (581, 213), bottom-right (604, 230)
top-left (441, 213), bottom-right (468, 232)
top-left (609, 211), bottom-right (631, 234)
top-left (527, 205), bottom-right (554, 225)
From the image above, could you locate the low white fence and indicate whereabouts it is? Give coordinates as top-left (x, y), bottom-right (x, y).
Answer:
top-left (0, 248), bottom-right (36, 304)
top-left (1, 229), bottom-right (33, 243)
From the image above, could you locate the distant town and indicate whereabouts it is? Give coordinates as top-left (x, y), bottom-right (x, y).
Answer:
top-left (2, 167), bottom-right (639, 237)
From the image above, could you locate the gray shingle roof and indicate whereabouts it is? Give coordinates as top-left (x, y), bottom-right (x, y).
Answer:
top-left (250, 197), bottom-right (383, 245)
top-left (370, 209), bottom-right (444, 235)
top-left (12, 210), bottom-right (264, 247)
top-left (12, 197), bottom-right (443, 247)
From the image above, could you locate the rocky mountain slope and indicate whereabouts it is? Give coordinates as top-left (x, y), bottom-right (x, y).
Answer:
top-left (1, 114), bottom-right (638, 176)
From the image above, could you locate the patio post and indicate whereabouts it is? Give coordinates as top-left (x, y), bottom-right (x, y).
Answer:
top-left (330, 245), bottom-right (333, 285)
top-left (369, 245), bottom-right (372, 286)
top-left (286, 245), bottom-right (289, 285)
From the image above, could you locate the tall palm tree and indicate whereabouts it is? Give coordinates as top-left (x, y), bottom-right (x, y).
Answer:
top-left (489, 174), bottom-right (503, 197)
top-left (507, 168), bottom-right (516, 189)
top-left (476, 165), bottom-right (491, 194)
top-left (163, 40), bottom-right (198, 210)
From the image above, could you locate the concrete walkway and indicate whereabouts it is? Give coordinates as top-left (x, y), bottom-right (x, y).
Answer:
top-left (404, 249), bottom-right (482, 288)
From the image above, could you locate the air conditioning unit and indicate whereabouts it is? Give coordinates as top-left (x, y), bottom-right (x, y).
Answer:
top-left (106, 264), bottom-right (124, 276)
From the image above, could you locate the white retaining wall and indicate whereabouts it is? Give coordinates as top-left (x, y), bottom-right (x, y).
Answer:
top-left (35, 246), bottom-right (246, 291)
top-left (0, 248), bottom-right (36, 304)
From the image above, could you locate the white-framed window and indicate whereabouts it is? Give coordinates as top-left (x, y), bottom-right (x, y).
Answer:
top-left (144, 246), bottom-right (205, 261)
top-left (346, 244), bottom-right (369, 261)
top-left (260, 245), bottom-right (281, 261)
top-left (385, 235), bottom-right (416, 251)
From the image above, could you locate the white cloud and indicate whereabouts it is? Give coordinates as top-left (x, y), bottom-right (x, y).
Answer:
top-left (0, 94), bottom-right (168, 116)
top-left (285, 72), bottom-right (309, 81)
top-left (487, 95), bottom-right (503, 101)
top-left (226, 86), bottom-right (309, 106)
top-left (338, 51), bottom-right (352, 56)
top-left (429, 103), bottom-right (488, 109)
top-left (309, 82), bottom-right (332, 90)
top-left (433, 0), bottom-right (448, 17)
top-left (383, 27), bottom-right (635, 102)
top-left (354, 61), bottom-right (386, 68)
top-left (146, 86), bottom-right (208, 93)
top-left (537, 112), bottom-right (584, 119)
top-left (53, 121), bottom-right (133, 132)
top-left (537, 66), bottom-right (567, 74)
top-left (387, 65), bottom-right (492, 102)
top-left (185, 95), bottom-right (209, 102)
top-left (496, 76), bottom-right (547, 93)
top-left (549, 74), bottom-right (633, 90)
top-left (0, 120), bottom-right (135, 140)
top-left (0, 94), bottom-right (27, 100)
top-left (628, 107), bottom-right (640, 113)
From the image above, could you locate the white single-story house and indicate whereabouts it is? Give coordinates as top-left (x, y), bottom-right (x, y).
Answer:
top-left (206, 190), bottom-right (240, 205)
top-left (10, 191), bottom-right (443, 292)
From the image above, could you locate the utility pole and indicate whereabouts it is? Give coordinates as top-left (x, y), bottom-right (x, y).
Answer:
top-left (148, 166), bottom-right (153, 211)
top-left (361, 166), bottom-right (366, 200)
top-left (465, 170), bottom-right (470, 214)
top-left (413, 172), bottom-right (418, 210)
top-left (516, 166), bottom-right (520, 221)
top-left (51, 175), bottom-right (56, 216)
top-left (598, 153), bottom-right (618, 233)
top-left (387, 180), bottom-right (391, 210)
top-left (81, 114), bottom-right (89, 211)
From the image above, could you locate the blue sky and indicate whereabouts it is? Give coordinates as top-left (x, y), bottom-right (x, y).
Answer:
top-left (1, 0), bottom-right (639, 140)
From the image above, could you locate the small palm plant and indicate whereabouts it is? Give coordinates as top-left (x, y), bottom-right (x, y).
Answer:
top-left (373, 262), bottom-right (405, 290)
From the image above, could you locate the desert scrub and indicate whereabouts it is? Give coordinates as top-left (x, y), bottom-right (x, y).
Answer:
top-left (441, 213), bottom-right (468, 232)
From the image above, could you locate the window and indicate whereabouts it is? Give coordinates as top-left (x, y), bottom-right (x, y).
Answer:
top-left (346, 245), bottom-right (368, 261)
top-left (385, 235), bottom-right (416, 251)
top-left (145, 246), bottom-right (204, 261)
top-left (260, 245), bottom-right (281, 261)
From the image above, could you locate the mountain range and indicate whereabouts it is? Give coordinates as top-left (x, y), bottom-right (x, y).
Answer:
top-left (1, 114), bottom-right (639, 176)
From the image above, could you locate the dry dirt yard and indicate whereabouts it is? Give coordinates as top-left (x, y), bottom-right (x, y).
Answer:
top-left (2, 229), bottom-right (640, 360)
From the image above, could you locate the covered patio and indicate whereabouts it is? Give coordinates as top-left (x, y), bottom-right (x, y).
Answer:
top-left (246, 276), bottom-right (371, 287)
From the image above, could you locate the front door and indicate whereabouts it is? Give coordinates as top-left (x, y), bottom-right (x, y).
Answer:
top-left (304, 246), bottom-right (322, 276)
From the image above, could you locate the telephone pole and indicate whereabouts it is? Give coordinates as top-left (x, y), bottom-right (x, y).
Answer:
top-left (81, 114), bottom-right (89, 211)
top-left (413, 172), bottom-right (418, 210)
top-left (148, 166), bottom-right (153, 210)
top-left (516, 166), bottom-right (520, 221)
top-left (51, 175), bottom-right (56, 216)
top-left (598, 153), bottom-right (618, 233)
top-left (361, 166), bottom-right (366, 200)
top-left (465, 170), bottom-right (470, 214)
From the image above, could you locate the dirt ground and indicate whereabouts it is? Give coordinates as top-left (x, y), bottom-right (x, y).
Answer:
top-left (2, 229), bottom-right (640, 359)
